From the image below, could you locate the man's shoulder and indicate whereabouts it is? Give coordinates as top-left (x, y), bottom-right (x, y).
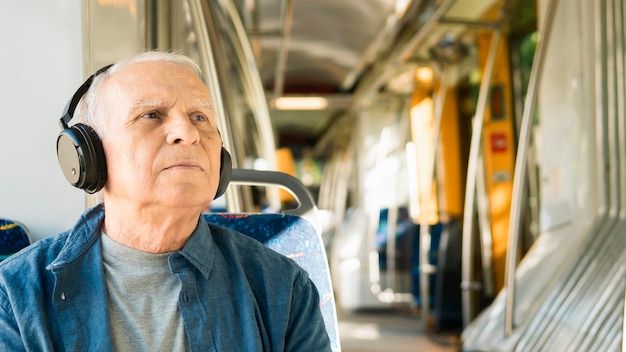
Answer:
top-left (0, 205), bottom-right (104, 277)
top-left (0, 231), bottom-right (70, 279)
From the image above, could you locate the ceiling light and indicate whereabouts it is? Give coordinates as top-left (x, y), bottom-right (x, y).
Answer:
top-left (415, 67), bottom-right (434, 86)
top-left (273, 96), bottom-right (328, 110)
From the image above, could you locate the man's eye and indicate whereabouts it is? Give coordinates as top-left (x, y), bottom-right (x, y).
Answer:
top-left (191, 114), bottom-right (207, 122)
top-left (141, 112), bottom-right (159, 119)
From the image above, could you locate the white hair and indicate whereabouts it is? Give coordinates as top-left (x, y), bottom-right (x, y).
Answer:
top-left (75, 51), bottom-right (203, 136)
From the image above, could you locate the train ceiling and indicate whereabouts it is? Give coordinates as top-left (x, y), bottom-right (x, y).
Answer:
top-left (234, 0), bottom-right (536, 152)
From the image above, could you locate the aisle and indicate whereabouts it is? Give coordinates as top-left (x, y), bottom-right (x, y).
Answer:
top-left (337, 308), bottom-right (460, 352)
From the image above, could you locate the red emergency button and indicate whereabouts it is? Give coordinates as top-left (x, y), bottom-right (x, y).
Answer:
top-left (491, 132), bottom-right (507, 152)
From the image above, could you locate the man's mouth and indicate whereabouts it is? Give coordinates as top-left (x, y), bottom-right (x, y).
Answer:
top-left (165, 161), bottom-right (204, 171)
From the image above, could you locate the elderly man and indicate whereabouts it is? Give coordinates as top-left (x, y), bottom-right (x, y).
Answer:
top-left (0, 51), bottom-right (331, 351)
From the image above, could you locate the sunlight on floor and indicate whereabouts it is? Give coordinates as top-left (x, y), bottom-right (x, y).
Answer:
top-left (337, 309), bottom-right (460, 352)
top-left (339, 321), bottom-right (382, 340)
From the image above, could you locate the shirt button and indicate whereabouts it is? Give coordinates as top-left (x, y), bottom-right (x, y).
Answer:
top-left (61, 293), bottom-right (66, 300)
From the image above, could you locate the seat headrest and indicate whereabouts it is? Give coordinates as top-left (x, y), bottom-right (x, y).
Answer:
top-left (0, 219), bottom-right (31, 262)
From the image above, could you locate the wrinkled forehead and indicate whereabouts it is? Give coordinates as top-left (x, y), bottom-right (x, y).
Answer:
top-left (126, 96), bottom-right (216, 114)
top-left (100, 61), bottom-right (213, 108)
top-left (106, 60), bottom-right (206, 88)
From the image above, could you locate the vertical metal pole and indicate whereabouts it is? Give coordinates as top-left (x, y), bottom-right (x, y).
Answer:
top-left (272, 0), bottom-right (293, 100)
top-left (418, 72), bottom-right (448, 321)
top-left (189, 0), bottom-right (244, 211)
top-left (504, 0), bottom-right (560, 336)
top-left (220, 0), bottom-right (280, 210)
top-left (461, 29), bottom-right (501, 327)
top-left (475, 152), bottom-right (495, 297)
top-left (612, 0), bottom-right (626, 344)
top-left (623, 270), bottom-right (626, 352)
top-left (387, 206), bottom-right (398, 291)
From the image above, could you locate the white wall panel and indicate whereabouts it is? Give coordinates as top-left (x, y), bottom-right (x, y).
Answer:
top-left (0, 1), bottom-right (85, 242)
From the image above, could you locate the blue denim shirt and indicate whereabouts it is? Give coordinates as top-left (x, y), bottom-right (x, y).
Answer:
top-left (0, 205), bottom-right (331, 351)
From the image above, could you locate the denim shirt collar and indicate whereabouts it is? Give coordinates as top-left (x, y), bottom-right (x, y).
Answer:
top-left (47, 203), bottom-right (215, 280)
top-left (47, 204), bottom-right (105, 271)
top-left (172, 217), bottom-right (215, 280)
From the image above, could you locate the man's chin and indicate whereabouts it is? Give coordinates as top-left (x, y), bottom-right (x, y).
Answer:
top-left (159, 185), bottom-right (213, 208)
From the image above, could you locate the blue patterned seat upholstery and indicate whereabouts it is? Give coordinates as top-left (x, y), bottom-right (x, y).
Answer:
top-left (0, 219), bottom-right (30, 262)
top-left (204, 212), bottom-right (340, 351)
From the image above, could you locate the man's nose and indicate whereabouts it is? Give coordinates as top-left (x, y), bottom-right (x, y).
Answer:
top-left (165, 112), bottom-right (200, 144)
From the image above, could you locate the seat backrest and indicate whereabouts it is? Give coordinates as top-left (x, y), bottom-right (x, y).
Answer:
top-left (203, 212), bottom-right (340, 351)
top-left (204, 168), bottom-right (340, 351)
top-left (0, 219), bottom-right (31, 262)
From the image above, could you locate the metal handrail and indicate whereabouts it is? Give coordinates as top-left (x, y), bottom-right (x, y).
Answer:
top-left (504, 0), bottom-right (560, 336)
top-left (616, 0), bottom-right (626, 348)
top-left (217, 0), bottom-right (281, 211)
top-left (417, 71), bottom-right (449, 322)
top-left (229, 169), bottom-right (321, 235)
top-left (350, 0), bottom-right (457, 109)
top-left (272, 0), bottom-right (294, 99)
top-left (460, 29), bottom-right (501, 328)
top-left (188, 0), bottom-right (243, 212)
top-left (191, 0), bottom-right (280, 212)
top-left (476, 152), bottom-right (495, 297)
top-left (612, 0), bottom-right (626, 350)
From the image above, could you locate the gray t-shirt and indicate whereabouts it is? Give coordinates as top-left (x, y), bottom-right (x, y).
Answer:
top-left (101, 233), bottom-right (189, 351)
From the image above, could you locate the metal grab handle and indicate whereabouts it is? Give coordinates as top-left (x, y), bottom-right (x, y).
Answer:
top-left (417, 70), bottom-right (449, 321)
top-left (218, 0), bottom-right (281, 211)
top-left (229, 169), bottom-right (317, 217)
top-left (229, 168), bottom-right (322, 237)
top-left (192, 0), bottom-right (280, 212)
top-left (189, 0), bottom-right (242, 212)
top-left (504, 0), bottom-right (560, 337)
top-left (461, 29), bottom-right (501, 328)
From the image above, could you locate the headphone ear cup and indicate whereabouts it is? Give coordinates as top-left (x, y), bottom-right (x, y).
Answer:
top-left (56, 123), bottom-right (107, 194)
top-left (214, 147), bottom-right (232, 199)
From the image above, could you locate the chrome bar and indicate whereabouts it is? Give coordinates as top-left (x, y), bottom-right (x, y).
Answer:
top-left (230, 169), bottom-right (317, 219)
top-left (475, 152), bottom-right (494, 297)
top-left (246, 29), bottom-right (283, 38)
top-left (189, 0), bottom-right (243, 211)
top-left (437, 18), bottom-right (500, 29)
top-left (418, 70), bottom-right (448, 321)
top-left (351, 0), bottom-right (457, 108)
top-left (219, 0), bottom-right (281, 210)
top-left (340, 0), bottom-right (425, 91)
top-left (272, 0), bottom-right (293, 99)
top-left (623, 270), bottom-right (626, 352)
top-left (460, 29), bottom-right (501, 328)
top-left (387, 206), bottom-right (399, 293)
top-left (613, 0), bottom-right (625, 217)
top-left (504, 0), bottom-right (560, 336)
top-left (188, 1), bottom-right (228, 141)
top-left (613, 0), bottom-right (626, 350)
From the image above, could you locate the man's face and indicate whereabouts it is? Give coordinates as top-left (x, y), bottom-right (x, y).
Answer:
top-left (98, 61), bottom-right (222, 209)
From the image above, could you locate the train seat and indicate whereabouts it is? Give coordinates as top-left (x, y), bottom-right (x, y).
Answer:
top-left (0, 219), bottom-right (31, 262)
top-left (204, 169), bottom-right (340, 351)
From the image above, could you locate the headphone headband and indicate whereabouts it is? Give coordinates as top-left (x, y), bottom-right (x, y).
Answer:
top-left (59, 64), bottom-right (113, 129)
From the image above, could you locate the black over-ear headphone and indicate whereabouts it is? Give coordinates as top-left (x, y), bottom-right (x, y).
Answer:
top-left (57, 64), bottom-right (232, 199)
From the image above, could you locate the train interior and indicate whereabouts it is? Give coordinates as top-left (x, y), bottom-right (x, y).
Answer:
top-left (1, 0), bottom-right (625, 350)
